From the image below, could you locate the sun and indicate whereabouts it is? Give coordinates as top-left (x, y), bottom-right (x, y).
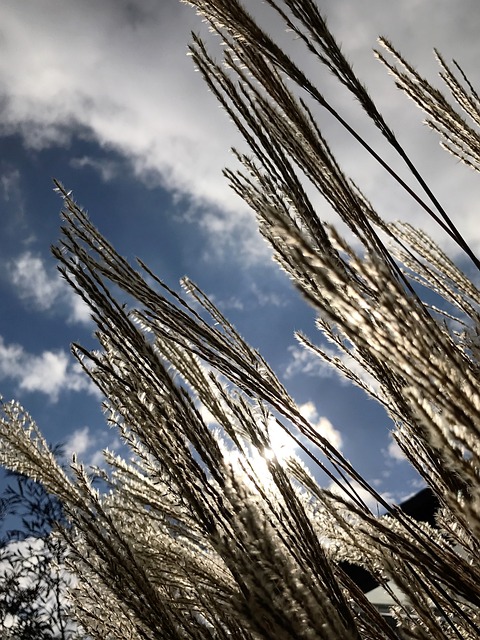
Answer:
top-left (263, 418), bottom-right (298, 464)
top-left (240, 418), bottom-right (299, 488)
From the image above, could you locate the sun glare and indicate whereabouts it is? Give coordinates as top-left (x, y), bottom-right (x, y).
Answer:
top-left (241, 419), bottom-right (299, 487)
top-left (265, 418), bottom-right (298, 463)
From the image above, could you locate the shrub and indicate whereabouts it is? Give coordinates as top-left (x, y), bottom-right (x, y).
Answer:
top-left (0, 469), bottom-right (82, 639)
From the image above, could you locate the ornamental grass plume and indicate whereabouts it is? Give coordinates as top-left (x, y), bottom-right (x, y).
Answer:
top-left (1, 1), bottom-right (480, 638)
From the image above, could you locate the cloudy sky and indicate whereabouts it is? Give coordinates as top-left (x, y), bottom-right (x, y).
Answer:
top-left (1, 0), bottom-right (479, 507)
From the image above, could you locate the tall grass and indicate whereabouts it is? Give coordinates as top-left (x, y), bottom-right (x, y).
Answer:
top-left (1, 1), bottom-right (480, 638)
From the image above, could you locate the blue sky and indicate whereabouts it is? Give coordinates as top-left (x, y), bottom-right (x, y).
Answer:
top-left (1, 0), bottom-right (479, 508)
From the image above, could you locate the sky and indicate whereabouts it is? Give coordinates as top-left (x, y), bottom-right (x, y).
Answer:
top-left (1, 0), bottom-right (479, 510)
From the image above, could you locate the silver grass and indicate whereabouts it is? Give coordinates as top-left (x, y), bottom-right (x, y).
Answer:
top-left (1, 1), bottom-right (480, 638)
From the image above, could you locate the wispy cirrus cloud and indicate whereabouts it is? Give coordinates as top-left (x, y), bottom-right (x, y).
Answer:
top-left (8, 251), bottom-right (91, 325)
top-left (0, 336), bottom-right (98, 403)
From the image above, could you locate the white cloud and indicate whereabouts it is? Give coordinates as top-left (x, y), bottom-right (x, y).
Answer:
top-left (8, 251), bottom-right (91, 325)
top-left (63, 425), bottom-right (121, 469)
top-left (284, 345), bottom-right (333, 380)
top-left (69, 155), bottom-right (121, 182)
top-left (0, 336), bottom-right (98, 403)
top-left (0, 168), bottom-right (30, 238)
top-left (67, 294), bottom-right (92, 325)
top-left (9, 252), bottom-right (63, 310)
top-left (208, 294), bottom-right (245, 313)
top-left (299, 400), bottom-right (343, 451)
top-left (64, 425), bottom-right (91, 459)
top-left (0, 0), bottom-right (259, 253)
top-left (329, 479), bottom-right (396, 515)
top-left (0, 338), bottom-right (24, 378)
top-left (250, 281), bottom-right (288, 308)
top-left (0, 1), bottom-right (478, 257)
top-left (198, 404), bottom-right (217, 427)
top-left (284, 343), bottom-right (381, 394)
top-left (386, 437), bottom-right (407, 462)
top-left (1, 168), bottom-right (21, 202)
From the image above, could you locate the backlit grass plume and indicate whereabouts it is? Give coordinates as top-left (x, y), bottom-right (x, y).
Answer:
top-left (1, 1), bottom-right (480, 638)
